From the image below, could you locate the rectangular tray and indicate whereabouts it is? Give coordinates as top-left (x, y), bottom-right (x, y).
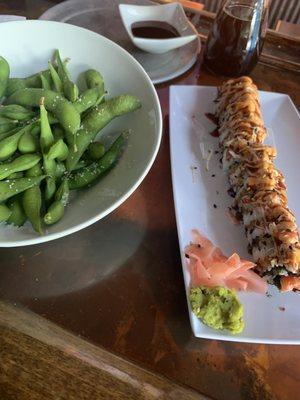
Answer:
top-left (169, 85), bottom-right (300, 344)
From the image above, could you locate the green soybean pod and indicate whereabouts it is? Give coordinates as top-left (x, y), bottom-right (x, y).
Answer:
top-left (48, 61), bottom-right (63, 93)
top-left (7, 171), bottom-right (23, 179)
top-left (46, 139), bottom-right (68, 161)
top-left (55, 162), bottom-right (66, 179)
top-left (45, 177), bottom-right (56, 203)
top-left (0, 116), bottom-right (18, 134)
top-left (0, 203), bottom-right (11, 222)
top-left (30, 124), bottom-right (40, 136)
top-left (84, 69), bottom-right (104, 90)
top-left (87, 141), bottom-right (105, 160)
top-left (25, 70), bottom-right (51, 87)
top-left (43, 156), bottom-right (56, 177)
top-left (54, 50), bottom-right (70, 79)
top-left (63, 80), bottom-right (79, 103)
top-left (69, 132), bottom-right (125, 189)
top-left (40, 72), bottom-right (51, 90)
top-left (26, 162), bottom-right (42, 178)
top-left (39, 98), bottom-right (57, 202)
top-left (43, 200), bottom-right (64, 225)
top-left (55, 178), bottom-right (69, 205)
top-left (23, 163), bottom-right (43, 234)
top-left (0, 122), bottom-right (35, 161)
top-left (0, 175), bottom-right (45, 202)
top-left (7, 196), bottom-right (27, 227)
top-left (54, 50), bottom-right (78, 102)
top-left (23, 185), bottom-right (42, 234)
top-left (47, 113), bottom-right (58, 125)
top-left (66, 94), bottom-right (141, 170)
top-left (5, 70), bottom-right (51, 97)
top-left (0, 104), bottom-right (35, 121)
top-left (6, 88), bottom-right (81, 137)
top-left (43, 154), bottom-right (57, 203)
top-left (0, 56), bottom-right (10, 99)
top-left (52, 125), bottom-right (64, 140)
top-left (39, 97), bottom-right (54, 151)
top-left (72, 159), bottom-right (89, 171)
top-left (18, 131), bottom-right (38, 153)
top-left (6, 78), bottom-right (28, 96)
top-left (0, 126), bottom-right (21, 142)
top-left (0, 154), bottom-right (40, 180)
top-left (44, 178), bottom-right (69, 225)
top-left (73, 87), bottom-right (105, 114)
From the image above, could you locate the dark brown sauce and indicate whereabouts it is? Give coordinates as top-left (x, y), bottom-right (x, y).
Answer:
top-left (205, 112), bottom-right (218, 125)
top-left (204, 4), bottom-right (267, 77)
top-left (205, 113), bottom-right (219, 137)
top-left (209, 128), bottom-right (220, 138)
top-left (131, 21), bottom-right (180, 39)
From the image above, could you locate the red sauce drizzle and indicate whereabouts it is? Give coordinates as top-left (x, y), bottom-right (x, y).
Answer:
top-left (209, 128), bottom-right (220, 137)
top-left (205, 112), bottom-right (218, 125)
top-left (205, 113), bottom-right (220, 137)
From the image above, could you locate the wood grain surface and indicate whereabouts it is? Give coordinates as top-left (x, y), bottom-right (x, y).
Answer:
top-left (0, 2), bottom-right (300, 400)
top-left (0, 301), bottom-right (209, 400)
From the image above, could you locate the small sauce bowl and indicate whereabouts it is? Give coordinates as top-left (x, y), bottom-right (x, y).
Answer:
top-left (119, 3), bottom-right (198, 54)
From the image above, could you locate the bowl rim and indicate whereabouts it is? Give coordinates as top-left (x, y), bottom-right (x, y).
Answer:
top-left (0, 19), bottom-right (163, 247)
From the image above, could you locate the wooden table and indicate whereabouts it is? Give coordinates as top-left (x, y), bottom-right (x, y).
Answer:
top-left (0, 1), bottom-right (300, 399)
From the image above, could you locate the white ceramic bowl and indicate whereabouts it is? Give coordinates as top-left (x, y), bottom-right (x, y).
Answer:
top-left (119, 3), bottom-right (198, 54)
top-left (0, 20), bottom-right (162, 247)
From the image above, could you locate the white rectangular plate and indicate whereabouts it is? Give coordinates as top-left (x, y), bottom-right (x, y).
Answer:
top-left (170, 85), bottom-right (300, 344)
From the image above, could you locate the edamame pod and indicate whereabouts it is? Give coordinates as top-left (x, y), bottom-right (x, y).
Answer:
top-left (74, 87), bottom-right (105, 114)
top-left (71, 159), bottom-right (89, 171)
top-left (54, 50), bottom-right (71, 79)
top-left (48, 61), bottom-right (63, 93)
top-left (0, 126), bottom-right (21, 142)
top-left (52, 125), bottom-right (64, 140)
top-left (69, 132), bottom-right (125, 189)
top-left (0, 104), bottom-right (35, 121)
top-left (0, 56), bottom-right (10, 99)
top-left (85, 69), bottom-right (104, 91)
top-left (0, 116), bottom-right (18, 134)
top-left (6, 70), bottom-right (51, 96)
top-left (8, 172), bottom-right (23, 179)
top-left (44, 178), bottom-right (69, 225)
top-left (30, 124), bottom-right (40, 136)
top-left (6, 79), bottom-right (28, 97)
top-left (39, 98), bottom-right (57, 203)
top-left (6, 196), bottom-right (27, 227)
top-left (6, 88), bottom-right (81, 137)
top-left (26, 162), bottom-right (42, 178)
top-left (0, 203), bottom-right (11, 222)
top-left (0, 175), bottom-right (45, 202)
top-left (46, 139), bottom-right (68, 161)
top-left (45, 177), bottom-right (56, 203)
top-left (23, 163), bottom-right (43, 234)
top-left (47, 113), bottom-right (58, 125)
top-left (23, 185), bottom-right (42, 233)
top-left (55, 178), bottom-right (69, 205)
top-left (87, 141), bottom-right (105, 160)
top-left (0, 129), bottom-right (24, 160)
top-left (63, 80), bottom-right (79, 103)
top-left (39, 98), bottom-right (54, 151)
top-left (0, 154), bottom-right (40, 180)
top-left (43, 200), bottom-right (64, 225)
top-left (18, 131), bottom-right (38, 153)
top-left (40, 72), bottom-right (51, 90)
top-left (54, 50), bottom-right (78, 102)
top-left (66, 94), bottom-right (141, 170)
top-left (55, 162), bottom-right (66, 179)
top-left (0, 121), bottom-right (37, 161)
